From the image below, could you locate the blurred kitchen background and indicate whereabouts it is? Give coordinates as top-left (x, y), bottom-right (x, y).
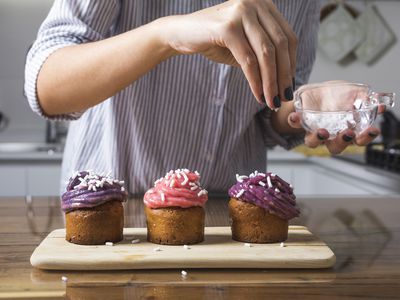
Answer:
top-left (0, 0), bottom-right (399, 197)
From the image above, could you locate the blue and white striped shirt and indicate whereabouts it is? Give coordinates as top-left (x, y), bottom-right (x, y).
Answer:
top-left (25, 0), bottom-right (319, 195)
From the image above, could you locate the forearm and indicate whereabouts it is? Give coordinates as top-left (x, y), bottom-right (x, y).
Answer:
top-left (37, 18), bottom-right (176, 116)
top-left (270, 102), bottom-right (304, 135)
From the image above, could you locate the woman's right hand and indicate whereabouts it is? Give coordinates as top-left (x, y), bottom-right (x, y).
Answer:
top-left (162, 0), bottom-right (298, 109)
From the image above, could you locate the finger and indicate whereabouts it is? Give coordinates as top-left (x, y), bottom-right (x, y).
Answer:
top-left (325, 129), bottom-right (355, 155)
top-left (287, 112), bottom-right (302, 128)
top-left (378, 103), bottom-right (386, 114)
top-left (265, 2), bottom-right (298, 79)
top-left (304, 128), bottom-right (329, 148)
top-left (355, 127), bottom-right (380, 146)
top-left (224, 27), bottom-right (264, 104)
top-left (242, 14), bottom-right (279, 109)
top-left (257, 10), bottom-right (293, 102)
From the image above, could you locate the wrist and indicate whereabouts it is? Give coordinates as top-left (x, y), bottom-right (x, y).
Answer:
top-left (150, 16), bottom-right (181, 60)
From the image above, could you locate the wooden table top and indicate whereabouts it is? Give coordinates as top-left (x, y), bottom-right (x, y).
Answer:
top-left (1, 195), bottom-right (400, 299)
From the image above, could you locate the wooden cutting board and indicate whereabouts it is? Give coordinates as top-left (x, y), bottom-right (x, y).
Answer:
top-left (30, 226), bottom-right (335, 270)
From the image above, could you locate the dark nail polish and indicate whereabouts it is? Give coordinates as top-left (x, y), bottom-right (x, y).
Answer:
top-left (343, 134), bottom-right (353, 142)
top-left (317, 133), bottom-right (325, 141)
top-left (284, 87), bottom-right (293, 101)
top-left (273, 95), bottom-right (281, 108)
top-left (292, 77), bottom-right (296, 90)
top-left (368, 132), bottom-right (379, 138)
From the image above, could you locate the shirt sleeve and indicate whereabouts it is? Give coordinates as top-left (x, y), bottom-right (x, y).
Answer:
top-left (258, 0), bottom-right (320, 150)
top-left (24, 0), bottom-right (121, 120)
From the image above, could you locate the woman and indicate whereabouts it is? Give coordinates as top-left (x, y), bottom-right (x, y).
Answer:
top-left (24, 0), bottom-right (379, 194)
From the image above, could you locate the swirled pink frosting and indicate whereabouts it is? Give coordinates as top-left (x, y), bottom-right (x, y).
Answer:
top-left (228, 171), bottom-right (300, 220)
top-left (144, 169), bottom-right (208, 209)
top-left (61, 171), bottom-right (128, 213)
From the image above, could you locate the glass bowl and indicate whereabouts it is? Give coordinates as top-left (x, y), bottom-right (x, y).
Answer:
top-left (294, 82), bottom-right (395, 139)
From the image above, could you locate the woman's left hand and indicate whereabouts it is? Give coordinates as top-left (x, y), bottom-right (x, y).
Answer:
top-left (287, 105), bottom-right (386, 155)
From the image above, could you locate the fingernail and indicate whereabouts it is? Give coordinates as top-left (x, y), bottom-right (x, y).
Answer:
top-left (343, 134), bottom-right (353, 142)
top-left (317, 133), bottom-right (326, 141)
top-left (284, 87), bottom-right (293, 101)
top-left (292, 77), bottom-right (296, 90)
top-left (368, 132), bottom-right (379, 138)
top-left (273, 95), bottom-right (281, 108)
top-left (290, 115), bottom-right (296, 123)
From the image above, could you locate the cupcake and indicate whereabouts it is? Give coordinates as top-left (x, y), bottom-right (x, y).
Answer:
top-left (228, 171), bottom-right (299, 243)
top-left (61, 171), bottom-right (128, 245)
top-left (143, 169), bottom-right (208, 245)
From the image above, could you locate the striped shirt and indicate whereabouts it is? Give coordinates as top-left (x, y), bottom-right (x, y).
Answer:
top-left (24, 0), bottom-right (320, 195)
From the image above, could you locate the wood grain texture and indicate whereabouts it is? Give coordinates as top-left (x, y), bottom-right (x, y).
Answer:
top-left (1, 196), bottom-right (400, 299)
top-left (30, 226), bottom-right (335, 270)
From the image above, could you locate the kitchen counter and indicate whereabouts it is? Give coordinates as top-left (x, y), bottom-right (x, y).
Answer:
top-left (312, 155), bottom-right (400, 193)
top-left (0, 142), bottom-right (63, 162)
top-left (1, 196), bottom-right (400, 299)
top-left (267, 148), bottom-right (400, 195)
top-left (0, 151), bottom-right (63, 161)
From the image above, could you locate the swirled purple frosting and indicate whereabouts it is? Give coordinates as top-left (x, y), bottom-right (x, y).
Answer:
top-left (228, 171), bottom-right (300, 220)
top-left (61, 171), bottom-right (128, 213)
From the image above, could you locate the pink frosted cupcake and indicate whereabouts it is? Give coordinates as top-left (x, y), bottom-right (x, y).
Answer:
top-left (144, 169), bottom-right (208, 245)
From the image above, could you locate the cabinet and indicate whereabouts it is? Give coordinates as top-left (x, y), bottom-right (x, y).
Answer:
top-left (0, 165), bottom-right (26, 196)
top-left (26, 165), bottom-right (62, 196)
top-left (0, 162), bottom-right (61, 196)
top-left (1, 150), bottom-right (398, 197)
top-left (268, 154), bottom-right (399, 196)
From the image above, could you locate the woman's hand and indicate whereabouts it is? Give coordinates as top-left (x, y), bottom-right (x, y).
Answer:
top-left (34, 0), bottom-right (296, 116)
top-left (162, 0), bottom-right (297, 109)
top-left (284, 81), bottom-right (388, 154)
top-left (287, 106), bottom-right (385, 155)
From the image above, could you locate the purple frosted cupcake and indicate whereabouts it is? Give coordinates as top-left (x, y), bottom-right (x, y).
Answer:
top-left (62, 171), bottom-right (127, 245)
top-left (228, 171), bottom-right (299, 243)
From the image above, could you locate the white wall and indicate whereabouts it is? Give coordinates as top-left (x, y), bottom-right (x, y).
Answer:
top-left (309, 1), bottom-right (400, 118)
top-left (0, 0), bottom-right (53, 142)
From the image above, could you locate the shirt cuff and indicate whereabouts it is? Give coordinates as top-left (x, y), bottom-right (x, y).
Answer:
top-left (24, 43), bottom-right (85, 121)
top-left (257, 107), bottom-right (305, 150)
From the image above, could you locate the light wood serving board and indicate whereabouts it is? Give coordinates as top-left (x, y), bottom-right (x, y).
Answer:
top-left (30, 226), bottom-right (335, 270)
